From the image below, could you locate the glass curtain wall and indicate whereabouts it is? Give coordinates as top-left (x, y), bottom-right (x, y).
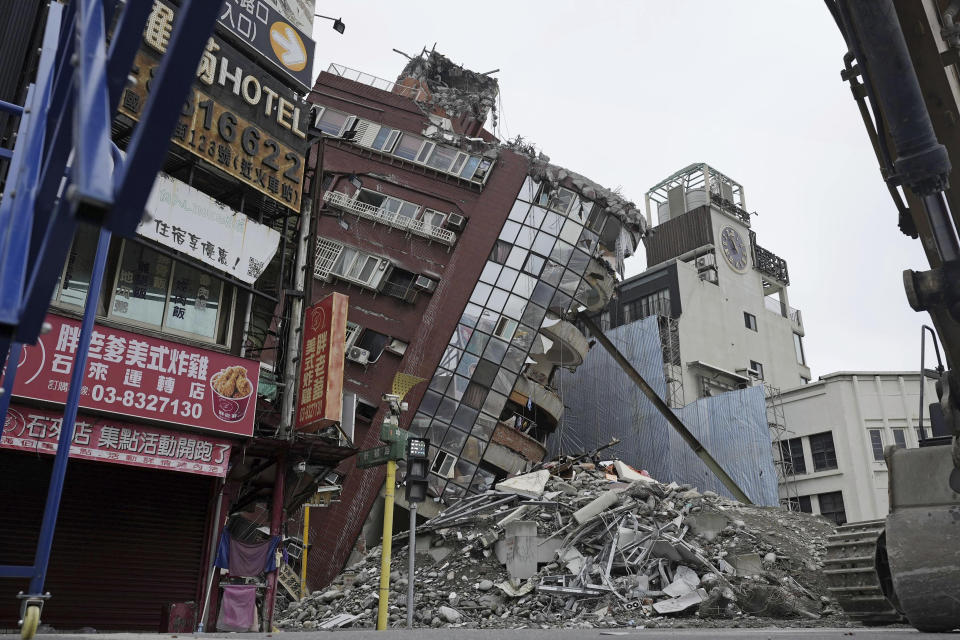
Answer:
top-left (408, 176), bottom-right (617, 502)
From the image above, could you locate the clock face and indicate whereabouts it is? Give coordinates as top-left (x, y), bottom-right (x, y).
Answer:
top-left (720, 226), bottom-right (748, 272)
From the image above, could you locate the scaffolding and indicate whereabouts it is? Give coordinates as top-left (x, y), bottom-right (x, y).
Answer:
top-left (658, 315), bottom-right (685, 408)
top-left (765, 383), bottom-right (800, 509)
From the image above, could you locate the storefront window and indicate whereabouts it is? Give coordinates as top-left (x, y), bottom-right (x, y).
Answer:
top-left (165, 261), bottom-right (222, 340)
top-left (107, 241), bottom-right (231, 344)
top-left (112, 243), bottom-right (171, 328)
top-left (55, 224), bottom-right (100, 308)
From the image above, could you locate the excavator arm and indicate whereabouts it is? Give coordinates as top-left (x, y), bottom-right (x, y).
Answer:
top-left (824, 1), bottom-right (960, 631)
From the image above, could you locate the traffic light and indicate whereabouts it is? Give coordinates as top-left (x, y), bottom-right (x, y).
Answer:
top-left (405, 438), bottom-right (429, 503)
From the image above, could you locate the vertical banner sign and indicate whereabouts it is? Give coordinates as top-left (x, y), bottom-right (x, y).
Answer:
top-left (295, 293), bottom-right (348, 432)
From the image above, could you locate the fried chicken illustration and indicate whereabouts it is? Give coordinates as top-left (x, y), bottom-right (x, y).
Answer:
top-left (211, 366), bottom-right (252, 398)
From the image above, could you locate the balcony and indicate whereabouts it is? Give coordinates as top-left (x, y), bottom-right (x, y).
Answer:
top-left (529, 318), bottom-right (590, 369)
top-left (750, 231), bottom-right (789, 285)
top-left (764, 296), bottom-right (803, 331)
top-left (511, 375), bottom-right (564, 425)
top-left (324, 190), bottom-right (457, 246)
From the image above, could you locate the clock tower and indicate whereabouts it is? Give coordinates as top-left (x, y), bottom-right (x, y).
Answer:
top-left (601, 163), bottom-right (810, 401)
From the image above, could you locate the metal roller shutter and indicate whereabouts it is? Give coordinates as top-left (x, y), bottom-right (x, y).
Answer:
top-left (0, 451), bottom-right (213, 631)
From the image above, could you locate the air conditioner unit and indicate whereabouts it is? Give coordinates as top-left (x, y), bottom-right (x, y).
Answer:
top-left (385, 338), bottom-right (408, 356)
top-left (346, 346), bottom-right (370, 365)
top-left (699, 269), bottom-right (718, 284)
top-left (446, 213), bottom-right (467, 232)
top-left (695, 253), bottom-right (715, 270)
top-left (413, 275), bottom-right (437, 292)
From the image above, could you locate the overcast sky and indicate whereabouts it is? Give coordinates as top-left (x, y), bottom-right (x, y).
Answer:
top-left (309, 1), bottom-right (933, 379)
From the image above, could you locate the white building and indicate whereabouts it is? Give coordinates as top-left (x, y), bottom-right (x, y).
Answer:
top-left (598, 163), bottom-right (811, 405)
top-left (776, 371), bottom-right (938, 524)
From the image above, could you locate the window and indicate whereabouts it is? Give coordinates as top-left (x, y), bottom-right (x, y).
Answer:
top-left (599, 310), bottom-right (611, 331)
top-left (623, 289), bottom-right (671, 323)
top-left (809, 431), bottom-right (838, 471)
top-left (371, 127), bottom-right (399, 152)
top-left (431, 450), bottom-right (457, 477)
top-left (314, 237), bottom-right (389, 290)
top-left (53, 223), bottom-right (100, 308)
top-left (893, 428), bottom-right (906, 449)
top-left (784, 495), bottom-right (812, 513)
top-left (779, 437), bottom-right (806, 474)
top-left (744, 312), bottom-right (757, 331)
top-left (345, 322), bottom-right (361, 348)
top-left (393, 133), bottom-right (424, 161)
top-left (546, 187), bottom-right (575, 215)
top-left (869, 429), bottom-right (884, 460)
top-left (817, 491), bottom-right (847, 525)
top-left (421, 209), bottom-right (447, 228)
top-left (493, 316), bottom-right (518, 341)
top-left (382, 267), bottom-right (417, 302)
top-left (794, 333), bottom-right (806, 365)
top-left (314, 107), bottom-right (355, 136)
top-left (425, 145), bottom-right (459, 172)
top-left (354, 329), bottom-right (390, 362)
top-left (108, 242), bottom-right (230, 344)
top-left (354, 189), bottom-right (419, 221)
top-left (749, 360), bottom-right (764, 380)
top-left (490, 240), bottom-right (511, 265)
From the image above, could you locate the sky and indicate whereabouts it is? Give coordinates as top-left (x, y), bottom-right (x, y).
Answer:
top-left (308, 1), bottom-right (933, 379)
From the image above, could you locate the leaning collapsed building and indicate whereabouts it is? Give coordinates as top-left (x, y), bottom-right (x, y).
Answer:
top-left (304, 51), bottom-right (647, 588)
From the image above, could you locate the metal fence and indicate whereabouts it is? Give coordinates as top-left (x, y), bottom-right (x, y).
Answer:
top-left (553, 316), bottom-right (778, 505)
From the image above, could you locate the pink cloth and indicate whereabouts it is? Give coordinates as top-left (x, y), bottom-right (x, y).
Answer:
top-left (217, 584), bottom-right (258, 632)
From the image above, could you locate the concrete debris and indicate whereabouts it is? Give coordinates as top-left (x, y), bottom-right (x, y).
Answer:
top-left (277, 462), bottom-right (838, 630)
top-left (495, 469), bottom-right (550, 498)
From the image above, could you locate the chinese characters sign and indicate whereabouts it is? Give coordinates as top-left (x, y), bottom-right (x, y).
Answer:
top-left (141, 173), bottom-right (281, 283)
top-left (11, 314), bottom-right (259, 437)
top-left (218, 0), bottom-right (315, 91)
top-left (121, 1), bottom-right (307, 211)
top-left (1, 404), bottom-right (232, 477)
top-left (295, 293), bottom-right (348, 432)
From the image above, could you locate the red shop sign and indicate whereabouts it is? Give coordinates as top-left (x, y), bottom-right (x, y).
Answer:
top-left (2, 404), bottom-right (232, 477)
top-left (295, 293), bottom-right (347, 432)
top-left (11, 314), bottom-right (258, 437)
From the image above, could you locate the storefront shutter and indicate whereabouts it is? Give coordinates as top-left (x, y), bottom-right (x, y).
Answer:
top-left (0, 451), bottom-right (213, 631)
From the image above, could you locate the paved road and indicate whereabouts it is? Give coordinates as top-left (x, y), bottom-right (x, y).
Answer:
top-left (36, 629), bottom-right (960, 639)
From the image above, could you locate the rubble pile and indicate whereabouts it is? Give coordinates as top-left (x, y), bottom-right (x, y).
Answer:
top-left (279, 464), bottom-right (838, 630)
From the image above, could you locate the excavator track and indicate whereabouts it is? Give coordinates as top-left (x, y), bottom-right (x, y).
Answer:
top-left (822, 520), bottom-right (902, 626)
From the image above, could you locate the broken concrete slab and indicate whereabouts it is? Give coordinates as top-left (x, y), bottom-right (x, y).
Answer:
top-left (503, 520), bottom-right (537, 579)
top-left (662, 565), bottom-right (700, 598)
top-left (559, 547), bottom-right (585, 574)
top-left (613, 460), bottom-right (655, 483)
top-left (495, 469), bottom-right (550, 498)
top-left (572, 490), bottom-right (619, 524)
top-left (652, 587), bottom-right (708, 614)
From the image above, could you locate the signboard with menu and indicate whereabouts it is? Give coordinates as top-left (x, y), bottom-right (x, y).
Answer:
top-left (11, 314), bottom-right (259, 437)
top-left (295, 293), bottom-right (348, 432)
top-left (1, 404), bottom-right (233, 477)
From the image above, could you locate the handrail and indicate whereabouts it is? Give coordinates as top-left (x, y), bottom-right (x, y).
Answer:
top-left (324, 190), bottom-right (456, 245)
top-left (326, 63), bottom-right (430, 101)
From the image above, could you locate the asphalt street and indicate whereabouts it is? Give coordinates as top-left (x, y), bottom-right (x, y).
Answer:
top-left (34, 629), bottom-right (960, 639)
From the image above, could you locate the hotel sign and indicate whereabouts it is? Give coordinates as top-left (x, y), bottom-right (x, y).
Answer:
top-left (121, 1), bottom-right (308, 210)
